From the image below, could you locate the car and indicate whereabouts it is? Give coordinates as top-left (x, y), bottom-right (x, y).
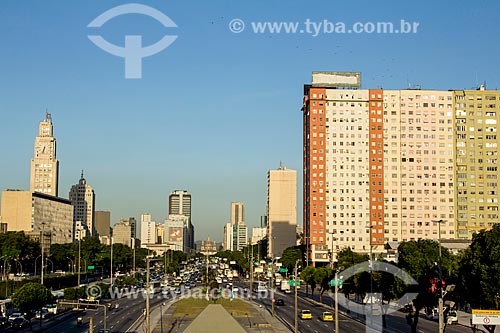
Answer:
top-left (321, 311), bottom-right (334, 322)
top-left (10, 317), bottom-right (29, 329)
top-left (174, 288), bottom-right (181, 294)
top-left (98, 330), bottom-right (110, 333)
top-left (232, 286), bottom-right (239, 293)
top-left (300, 310), bottom-right (312, 320)
top-left (0, 316), bottom-right (8, 327)
top-left (425, 307), bottom-right (439, 321)
top-left (446, 310), bottom-right (458, 325)
top-left (274, 298), bottom-right (285, 306)
top-left (8, 313), bottom-right (24, 322)
top-left (35, 310), bottom-right (53, 319)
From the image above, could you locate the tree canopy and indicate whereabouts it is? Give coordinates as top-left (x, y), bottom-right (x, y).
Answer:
top-left (11, 282), bottom-right (53, 316)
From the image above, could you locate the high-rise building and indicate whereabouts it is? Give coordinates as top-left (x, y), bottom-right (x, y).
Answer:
top-left (95, 211), bottom-right (111, 240)
top-left (454, 87), bottom-right (500, 238)
top-left (267, 164), bottom-right (297, 259)
top-left (140, 213), bottom-right (157, 246)
top-left (167, 190), bottom-right (194, 251)
top-left (251, 227), bottom-right (266, 245)
top-left (230, 202), bottom-right (244, 225)
top-left (30, 113), bottom-right (59, 196)
top-left (164, 214), bottom-right (190, 252)
top-left (169, 190), bottom-right (191, 217)
top-left (1, 190), bottom-right (73, 244)
top-left (119, 217), bottom-right (137, 244)
top-left (302, 72), bottom-right (483, 265)
top-left (112, 220), bottom-right (133, 247)
top-left (156, 223), bottom-right (164, 244)
top-left (69, 171), bottom-right (95, 238)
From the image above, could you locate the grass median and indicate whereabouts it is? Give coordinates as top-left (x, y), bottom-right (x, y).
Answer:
top-left (172, 297), bottom-right (252, 318)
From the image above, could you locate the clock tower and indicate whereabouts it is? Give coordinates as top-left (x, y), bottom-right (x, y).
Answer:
top-left (30, 112), bottom-right (59, 196)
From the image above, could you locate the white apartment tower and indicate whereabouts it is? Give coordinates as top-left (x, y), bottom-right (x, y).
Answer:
top-left (30, 112), bottom-right (59, 196)
top-left (140, 213), bottom-right (157, 246)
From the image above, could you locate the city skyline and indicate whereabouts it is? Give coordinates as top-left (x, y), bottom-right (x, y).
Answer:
top-left (2, 1), bottom-right (500, 242)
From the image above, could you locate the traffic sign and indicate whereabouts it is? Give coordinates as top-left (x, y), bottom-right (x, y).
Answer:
top-left (87, 265), bottom-right (95, 270)
top-left (279, 267), bottom-right (288, 273)
top-left (288, 280), bottom-right (301, 286)
top-left (472, 309), bottom-right (500, 325)
top-left (330, 279), bottom-right (343, 287)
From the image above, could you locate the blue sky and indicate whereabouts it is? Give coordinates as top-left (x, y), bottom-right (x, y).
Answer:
top-left (1, 0), bottom-right (499, 242)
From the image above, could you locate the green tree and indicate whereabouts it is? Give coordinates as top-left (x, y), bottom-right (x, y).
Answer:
top-left (458, 225), bottom-right (500, 311)
top-left (11, 282), bottom-right (53, 317)
top-left (281, 246), bottom-right (303, 272)
top-left (314, 267), bottom-right (332, 303)
top-left (300, 266), bottom-right (316, 296)
top-left (398, 239), bottom-right (455, 333)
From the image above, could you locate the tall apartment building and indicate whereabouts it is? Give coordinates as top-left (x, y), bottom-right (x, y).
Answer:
top-left (95, 211), bottom-right (111, 239)
top-left (140, 213), bottom-right (157, 246)
top-left (454, 87), bottom-right (500, 238)
top-left (302, 72), bottom-right (500, 265)
top-left (267, 165), bottom-right (297, 258)
top-left (30, 113), bottom-right (59, 196)
top-left (69, 171), bottom-right (95, 238)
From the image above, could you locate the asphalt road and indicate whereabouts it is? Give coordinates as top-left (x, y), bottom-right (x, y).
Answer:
top-left (295, 288), bottom-right (475, 333)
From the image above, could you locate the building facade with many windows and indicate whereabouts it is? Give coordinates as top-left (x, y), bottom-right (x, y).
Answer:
top-left (303, 72), bottom-right (498, 265)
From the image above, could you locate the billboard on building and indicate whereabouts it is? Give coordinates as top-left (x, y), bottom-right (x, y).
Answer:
top-left (169, 227), bottom-right (183, 242)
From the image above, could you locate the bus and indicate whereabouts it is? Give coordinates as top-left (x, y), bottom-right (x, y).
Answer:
top-left (252, 281), bottom-right (267, 293)
top-left (0, 299), bottom-right (15, 316)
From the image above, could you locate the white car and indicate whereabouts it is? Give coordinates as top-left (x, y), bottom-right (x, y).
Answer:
top-left (232, 287), bottom-right (239, 292)
top-left (8, 313), bottom-right (24, 322)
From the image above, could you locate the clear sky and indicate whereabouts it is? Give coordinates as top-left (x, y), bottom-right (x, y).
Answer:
top-left (1, 0), bottom-right (499, 242)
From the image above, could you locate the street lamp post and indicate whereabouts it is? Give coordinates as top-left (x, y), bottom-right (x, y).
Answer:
top-left (294, 259), bottom-right (299, 333)
top-left (366, 225), bottom-right (374, 328)
top-left (66, 257), bottom-right (74, 274)
top-left (78, 231), bottom-right (82, 287)
top-left (433, 219), bottom-right (446, 333)
top-left (35, 255), bottom-right (41, 277)
top-left (329, 232), bottom-right (340, 333)
top-left (41, 222), bottom-right (45, 285)
top-left (110, 237), bottom-right (113, 286)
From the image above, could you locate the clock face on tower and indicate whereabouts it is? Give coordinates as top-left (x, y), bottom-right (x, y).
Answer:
top-left (35, 141), bottom-right (51, 155)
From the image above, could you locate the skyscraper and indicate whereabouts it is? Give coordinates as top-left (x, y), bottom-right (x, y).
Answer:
top-left (30, 112), bottom-right (59, 196)
top-left (169, 190), bottom-right (191, 217)
top-left (69, 171), bottom-right (95, 238)
top-left (267, 164), bottom-right (297, 259)
top-left (167, 190), bottom-right (194, 251)
top-left (140, 213), bottom-right (157, 246)
top-left (95, 211), bottom-right (111, 240)
top-left (230, 202), bottom-right (244, 225)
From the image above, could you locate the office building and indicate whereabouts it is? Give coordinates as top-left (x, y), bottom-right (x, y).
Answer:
top-left (119, 217), bottom-right (137, 245)
top-left (30, 113), bottom-right (59, 196)
top-left (156, 223), bottom-right (164, 244)
top-left (69, 171), bottom-right (95, 237)
top-left (167, 190), bottom-right (194, 251)
top-left (1, 190), bottom-right (73, 244)
top-left (140, 213), bottom-right (157, 246)
top-left (267, 164), bottom-right (297, 258)
top-left (95, 211), bottom-right (111, 240)
top-left (251, 227), bottom-right (266, 245)
top-left (112, 220), bottom-right (133, 247)
top-left (164, 214), bottom-right (190, 252)
top-left (230, 202), bottom-right (244, 225)
top-left (169, 190), bottom-right (191, 217)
